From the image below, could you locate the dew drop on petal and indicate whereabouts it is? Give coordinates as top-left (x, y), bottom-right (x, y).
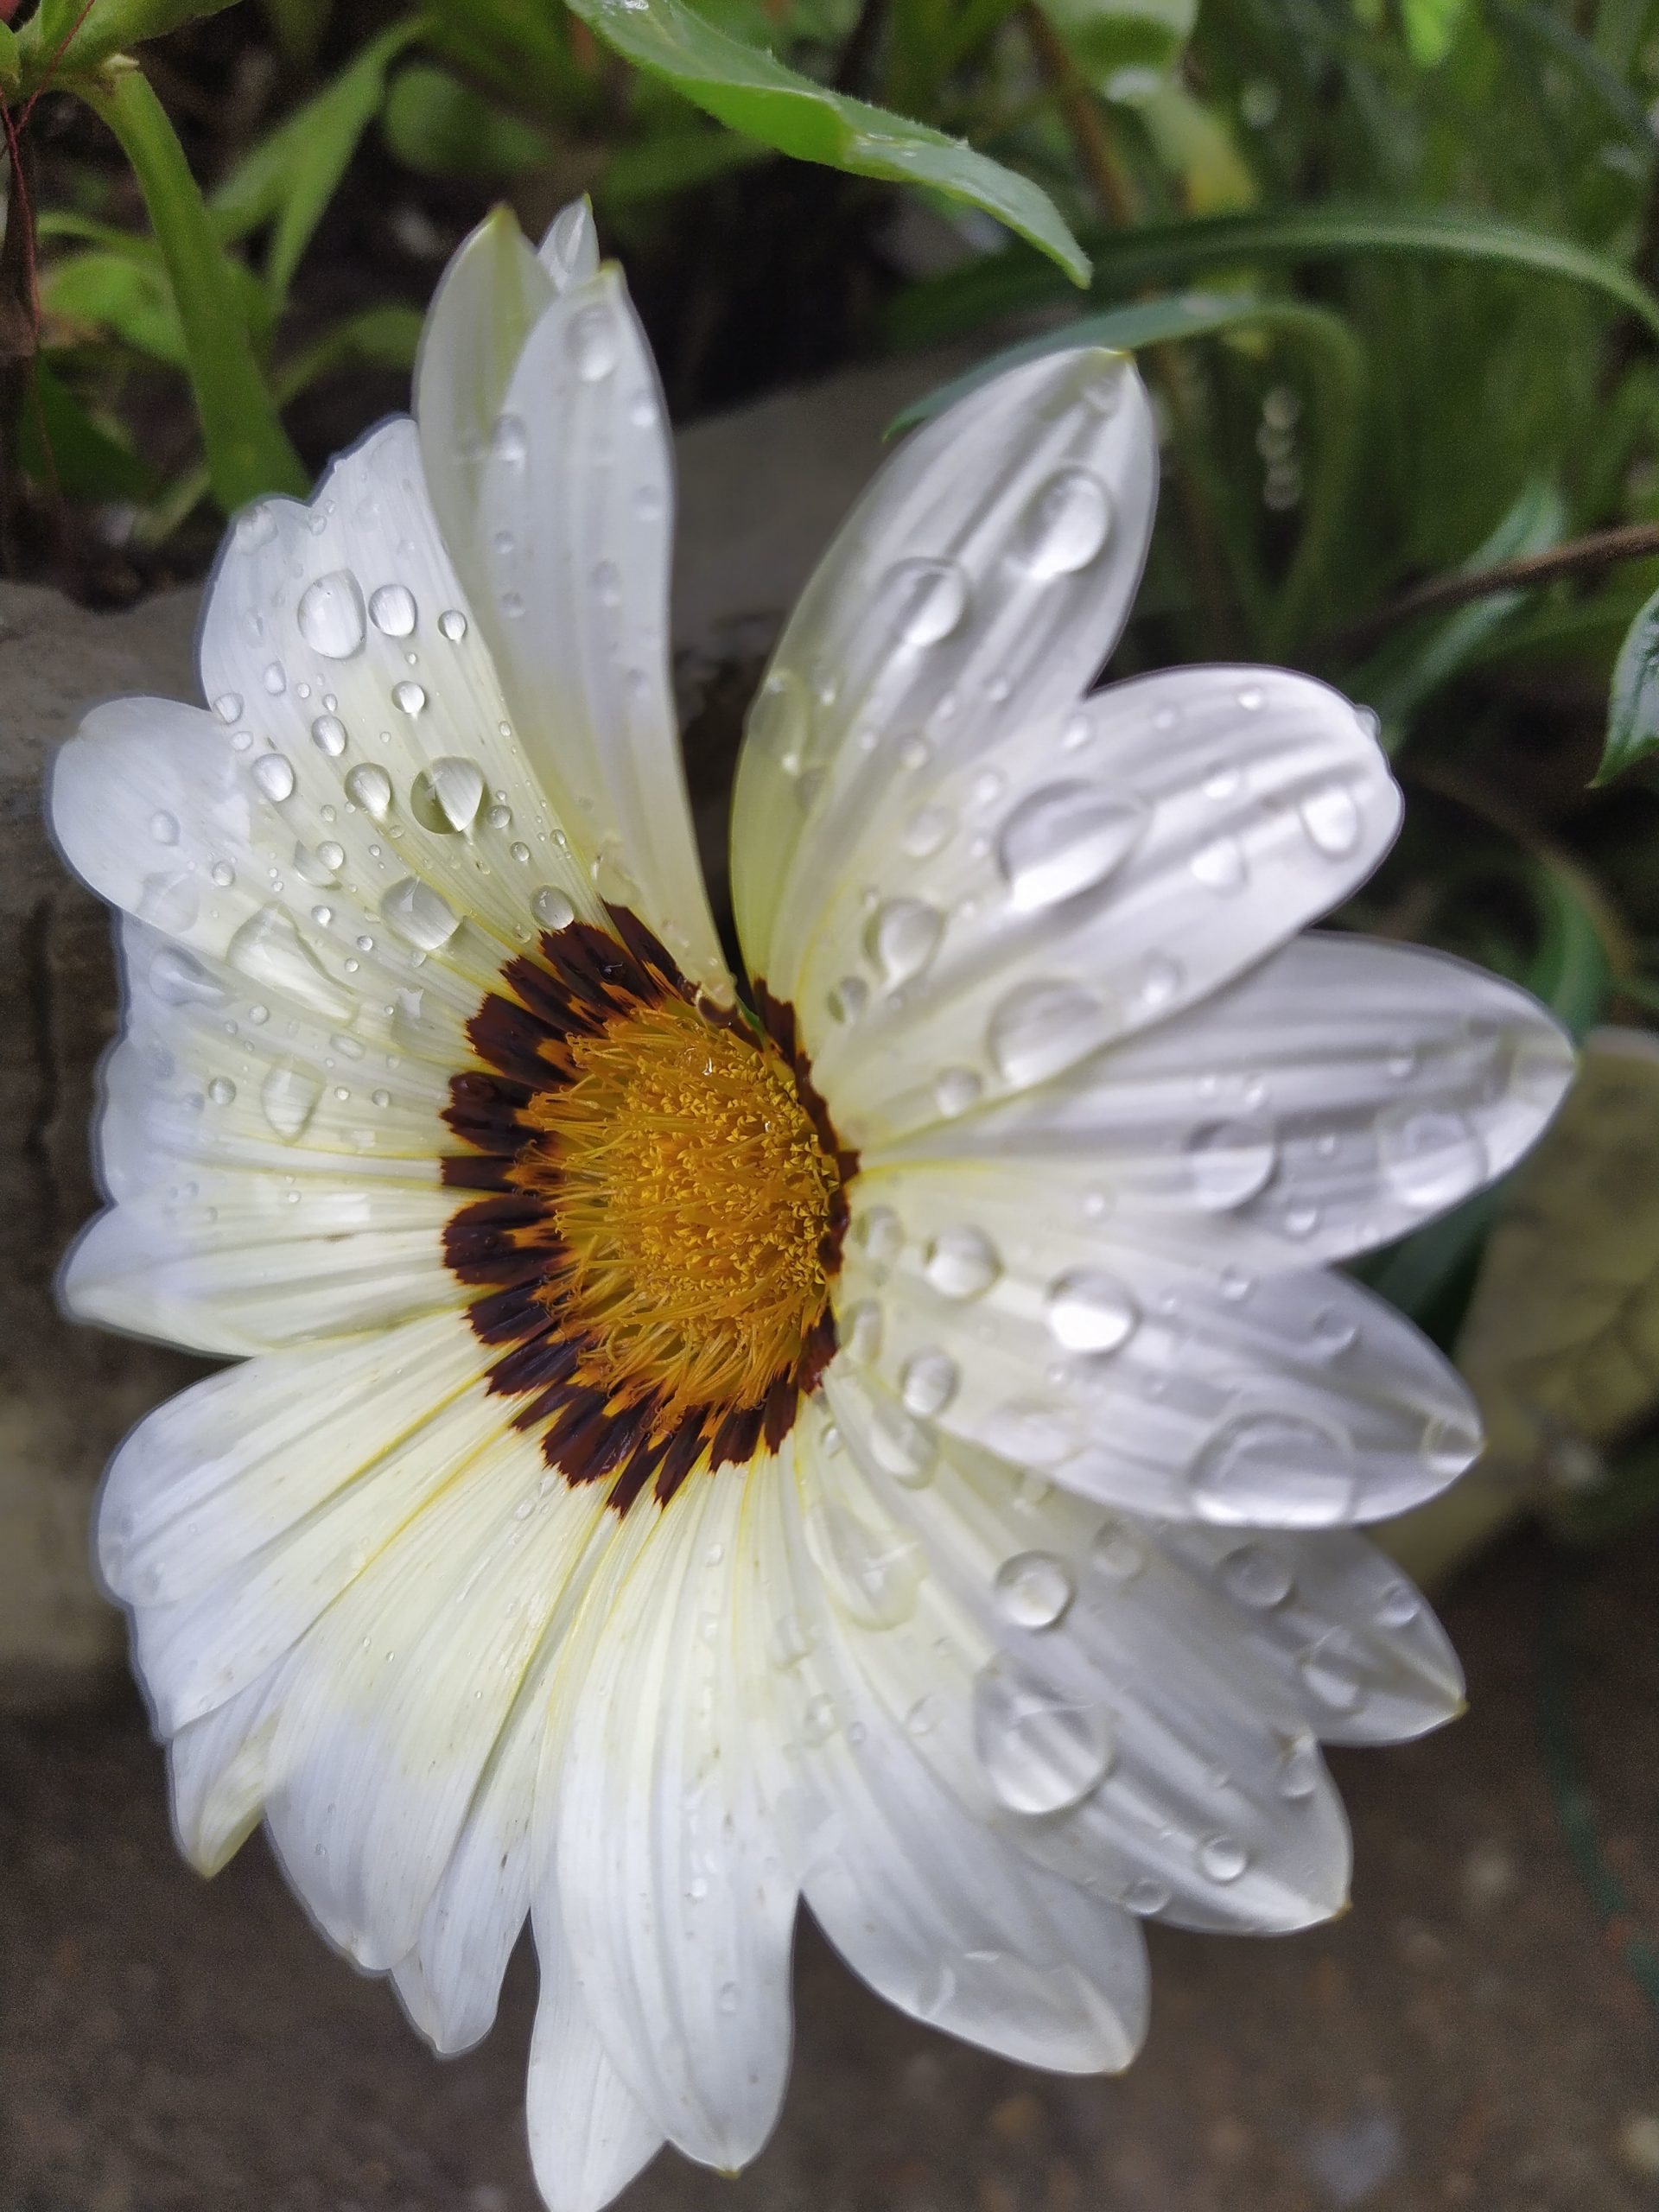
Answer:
top-left (296, 570), bottom-right (366, 658)
top-left (924, 1226), bottom-right (1000, 1300)
top-left (1185, 1120), bottom-right (1276, 1210)
top-left (806, 1501), bottom-right (923, 1630)
top-left (1190, 834), bottom-right (1248, 893)
top-left (261, 1062), bottom-right (321, 1141)
top-left (1124, 1874), bottom-right (1171, 1913)
top-left (311, 714), bottom-right (347, 756)
top-left (996, 782), bottom-right (1147, 911)
top-left (149, 810), bottom-right (180, 845)
top-left (1422, 1409), bottom-right (1480, 1479)
top-left (368, 583), bottom-right (416, 638)
top-left (1300, 783), bottom-right (1362, 857)
top-left (392, 680), bottom-right (427, 717)
top-left (1376, 1579), bottom-right (1421, 1629)
top-left (1090, 1516), bottom-right (1146, 1581)
top-left (345, 763), bottom-right (393, 820)
top-left (854, 1205), bottom-right (903, 1267)
top-left (900, 1347), bottom-right (958, 1418)
top-left (531, 887), bottom-right (575, 931)
top-left (973, 1656), bottom-right (1112, 1813)
top-left (1190, 1412), bottom-right (1356, 1528)
top-left (994, 1551), bottom-right (1074, 1629)
top-left (1278, 1735), bottom-right (1323, 1800)
top-left (1298, 1630), bottom-right (1365, 1713)
top-left (901, 803), bottom-right (954, 859)
top-left (1017, 467), bottom-right (1112, 578)
top-left (1376, 1103), bottom-right (1485, 1210)
top-left (213, 692), bottom-right (243, 724)
top-left (868, 1399), bottom-right (938, 1484)
top-left (207, 1076), bottom-right (236, 1106)
top-left (380, 876), bottom-right (461, 950)
top-left (1046, 1270), bottom-right (1138, 1354)
top-left (491, 412), bottom-right (528, 466)
top-left (866, 897), bottom-right (942, 986)
top-left (410, 757), bottom-right (485, 833)
top-left (1198, 1834), bottom-right (1249, 1884)
top-left (566, 303), bottom-right (619, 381)
top-left (984, 1401), bottom-right (1081, 1470)
top-left (889, 557), bottom-right (969, 646)
top-left (251, 753), bottom-right (296, 804)
top-left (1220, 1542), bottom-right (1293, 1609)
top-left (438, 607), bottom-right (468, 642)
top-left (934, 1066), bottom-right (982, 1117)
top-left (989, 980), bottom-right (1108, 1087)
top-left (149, 946), bottom-right (225, 1007)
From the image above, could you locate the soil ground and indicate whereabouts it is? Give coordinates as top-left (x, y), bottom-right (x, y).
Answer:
top-left (3, 1528), bottom-right (1656, 2212)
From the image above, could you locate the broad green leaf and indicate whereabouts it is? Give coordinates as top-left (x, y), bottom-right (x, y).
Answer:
top-left (1402, 0), bottom-right (1470, 66)
top-left (18, 359), bottom-right (159, 501)
top-left (79, 64), bottom-right (306, 511)
top-left (381, 62), bottom-right (552, 181)
top-left (1594, 581), bottom-right (1659, 785)
top-left (213, 21), bottom-right (422, 307)
top-left (16, 0), bottom-right (240, 91)
top-left (888, 201), bottom-right (1659, 348)
top-left (563, 0), bottom-right (1090, 283)
top-left (43, 250), bottom-right (188, 366)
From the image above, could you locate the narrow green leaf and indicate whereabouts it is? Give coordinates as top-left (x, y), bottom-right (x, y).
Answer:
top-left (0, 22), bottom-right (22, 95)
top-left (43, 248), bottom-right (188, 365)
top-left (1035, 0), bottom-right (1197, 83)
top-left (16, 0), bottom-right (241, 92)
top-left (563, 0), bottom-right (1090, 283)
top-left (79, 64), bottom-right (307, 512)
top-left (19, 358), bottom-right (160, 502)
top-left (275, 302), bottom-right (423, 399)
top-left (380, 62), bottom-right (552, 182)
top-left (1594, 581), bottom-right (1659, 784)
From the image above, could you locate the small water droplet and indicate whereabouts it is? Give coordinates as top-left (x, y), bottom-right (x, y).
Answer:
top-left (1300, 783), bottom-right (1361, 857)
top-left (1198, 1834), bottom-right (1249, 1884)
top-left (566, 303), bottom-right (619, 381)
top-left (1376, 1104), bottom-right (1485, 1210)
top-left (1236, 683), bottom-right (1265, 712)
top-left (994, 1551), bottom-right (1073, 1629)
top-left (296, 570), bottom-right (366, 658)
top-left (263, 661), bottom-right (287, 696)
top-left (1278, 1735), bottom-right (1322, 1800)
top-left (251, 753), bottom-right (296, 804)
top-left (261, 1061), bottom-right (321, 1141)
top-left (1125, 1874), bottom-right (1171, 1913)
top-left (368, 583), bottom-right (416, 638)
top-left (1191, 1413), bottom-right (1356, 1528)
top-left (973, 1656), bottom-right (1112, 1813)
top-left (1090, 1516), bottom-right (1146, 1580)
top-left (869, 1398), bottom-right (938, 1484)
top-left (345, 763), bottom-right (393, 820)
top-left (1422, 1410), bottom-right (1480, 1479)
top-left (1376, 1579), bottom-right (1420, 1629)
top-left (438, 607), bottom-right (468, 643)
top-left (392, 680), bottom-right (427, 717)
top-left (923, 1226), bottom-right (1000, 1300)
top-left (866, 897), bottom-right (942, 987)
top-left (207, 1076), bottom-right (236, 1106)
top-left (934, 1066), bottom-right (982, 1117)
top-left (855, 1205), bottom-right (903, 1267)
top-left (901, 803), bottom-right (954, 859)
top-left (213, 692), bottom-right (243, 724)
top-left (1185, 1120), bottom-right (1276, 1210)
top-left (890, 557), bottom-right (969, 646)
top-left (843, 1298), bottom-right (883, 1363)
top-left (1220, 1542), bottom-right (1293, 1609)
top-left (1046, 1270), bottom-right (1138, 1354)
top-left (211, 861), bottom-right (235, 888)
top-left (828, 976), bottom-right (868, 1023)
top-left (1308, 1306), bottom-right (1357, 1357)
top-left (316, 841), bottom-right (346, 874)
top-left (905, 1694), bottom-right (937, 1737)
top-left (996, 782), bottom-right (1147, 911)
top-left (1190, 834), bottom-right (1248, 893)
top-left (1298, 1630), bottom-right (1365, 1713)
top-left (717, 1981), bottom-right (739, 2016)
top-left (1017, 466), bottom-right (1112, 577)
top-left (983, 1401), bottom-right (1080, 1470)
top-left (149, 810), bottom-right (180, 845)
top-left (531, 886), bottom-right (575, 931)
top-left (989, 980), bottom-right (1107, 1087)
top-left (900, 1347), bottom-right (958, 1417)
top-left (310, 714), bottom-right (347, 757)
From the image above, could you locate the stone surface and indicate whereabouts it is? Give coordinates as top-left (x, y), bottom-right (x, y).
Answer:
top-left (2, 1528), bottom-right (1651, 2211)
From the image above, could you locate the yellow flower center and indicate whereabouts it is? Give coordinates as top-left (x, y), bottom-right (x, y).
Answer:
top-left (517, 996), bottom-right (842, 1428)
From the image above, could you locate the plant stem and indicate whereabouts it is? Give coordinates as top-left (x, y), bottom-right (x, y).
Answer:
top-left (1334, 521), bottom-right (1659, 657)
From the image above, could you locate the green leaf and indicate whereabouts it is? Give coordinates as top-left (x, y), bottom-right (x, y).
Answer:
top-left (18, 358), bottom-right (160, 502)
top-left (260, 0), bottom-right (334, 67)
top-left (600, 122), bottom-right (769, 207)
top-left (79, 64), bottom-right (307, 512)
top-left (0, 22), bottom-right (21, 96)
top-left (1595, 581), bottom-right (1659, 785)
top-left (888, 201), bottom-right (1659, 349)
top-left (1402, 0), bottom-right (1470, 67)
top-left (380, 62), bottom-right (552, 181)
top-left (16, 0), bottom-right (241, 92)
top-left (43, 248), bottom-right (188, 365)
top-left (213, 21), bottom-right (422, 308)
top-left (563, 0), bottom-right (1090, 283)
top-left (275, 302), bottom-right (423, 399)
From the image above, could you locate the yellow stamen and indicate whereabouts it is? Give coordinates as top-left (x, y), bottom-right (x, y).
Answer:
top-left (518, 997), bottom-right (841, 1425)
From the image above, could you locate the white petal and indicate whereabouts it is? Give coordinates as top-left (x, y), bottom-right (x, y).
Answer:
top-left (548, 1466), bottom-right (797, 2168)
top-left (526, 1895), bottom-right (663, 2212)
top-left (833, 1184), bottom-right (1479, 1528)
top-left (168, 1663), bottom-right (290, 1874)
top-left (889, 934), bottom-right (1574, 1261)
top-left (417, 218), bottom-right (728, 1004)
top-left (732, 348), bottom-right (1158, 995)
top-left (793, 1396), bottom-right (1350, 1935)
top-left (748, 1460), bottom-right (1147, 2069)
top-left (261, 1428), bottom-right (614, 1971)
top-left (784, 668), bottom-right (1401, 1148)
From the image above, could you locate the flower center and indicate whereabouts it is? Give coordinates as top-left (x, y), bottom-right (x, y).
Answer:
top-left (516, 997), bottom-right (842, 1426)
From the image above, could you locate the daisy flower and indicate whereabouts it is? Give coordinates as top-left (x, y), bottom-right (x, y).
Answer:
top-left (51, 200), bottom-right (1573, 2212)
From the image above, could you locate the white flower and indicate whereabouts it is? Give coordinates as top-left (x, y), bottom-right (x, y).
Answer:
top-left (51, 200), bottom-right (1572, 2212)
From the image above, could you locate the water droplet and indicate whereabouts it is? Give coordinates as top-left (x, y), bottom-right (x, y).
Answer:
top-left (261, 1061), bottom-right (321, 1141)
top-left (829, 976), bottom-right (868, 1022)
top-left (263, 661), bottom-right (287, 696)
top-left (1125, 1874), bottom-right (1171, 1913)
top-left (531, 887), bottom-right (575, 931)
top-left (1185, 1120), bottom-right (1276, 1210)
top-left (316, 842), bottom-right (346, 874)
top-left (438, 608), bottom-right (468, 643)
top-left (867, 897), bottom-right (942, 987)
top-left (368, 583), bottom-right (416, 638)
top-left (211, 861), bottom-right (235, 888)
top-left (989, 980), bottom-right (1108, 1087)
top-left (1376, 1104), bottom-right (1485, 1210)
top-left (590, 559), bottom-right (622, 609)
top-left (235, 504), bottom-right (279, 550)
top-left (1046, 1270), bottom-right (1138, 1354)
top-left (1132, 952), bottom-right (1183, 1013)
top-left (566, 303), bottom-right (619, 380)
top-left (510, 842), bottom-right (531, 865)
top-left (207, 1076), bottom-right (236, 1106)
top-left (1190, 1413), bottom-right (1356, 1528)
top-left (296, 570), bottom-right (366, 658)
top-left (855, 1205), bottom-right (903, 1266)
top-left (251, 753), bottom-right (296, 804)
top-left (1236, 683), bottom-right (1265, 712)
top-left (1277, 1735), bottom-right (1322, 1800)
top-left (890, 557), bottom-right (969, 646)
top-left (973, 1656), bottom-right (1112, 1813)
top-left (1090, 1516), bottom-right (1146, 1580)
top-left (868, 1399), bottom-right (938, 1484)
top-left (802, 1693), bottom-right (836, 1745)
top-left (900, 1348), bottom-right (958, 1417)
top-left (717, 1981), bottom-right (739, 2017)
top-left (213, 692), bottom-right (243, 724)
top-left (806, 1501), bottom-right (923, 1630)
top-left (1376, 1579), bottom-right (1420, 1628)
top-left (146, 810), bottom-right (181, 849)
top-left (842, 1298), bottom-right (882, 1363)
top-left (924, 1226), bottom-right (1000, 1300)
top-left (148, 946), bottom-right (225, 1007)
top-left (1198, 1834), bottom-right (1249, 1884)
top-left (380, 876), bottom-right (461, 951)
top-left (994, 1551), bottom-right (1073, 1629)
top-left (996, 782), bottom-right (1147, 911)
top-left (138, 872), bottom-right (200, 932)
top-left (1422, 1409), bottom-right (1480, 1479)
top-left (1308, 1306), bottom-right (1357, 1358)
top-left (1220, 1542), bottom-right (1293, 1609)
top-left (226, 906), bottom-right (353, 1019)
top-left (410, 756), bottom-right (485, 833)
top-left (392, 680), bottom-right (427, 717)
top-left (905, 1694), bottom-right (937, 1737)
top-left (1300, 783), bottom-right (1361, 857)
top-left (1017, 467), bottom-right (1112, 578)
top-left (311, 714), bottom-right (347, 756)
top-left (934, 1066), bottom-right (982, 1117)
top-left (345, 763), bottom-right (393, 819)
top-left (1190, 834), bottom-right (1248, 893)
top-left (1219, 1266), bottom-right (1254, 1302)
top-left (489, 412), bottom-right (528, 467)
top-left (1298, 1630), bottom-right (1365, 1713)
top-left (983, 1401), bottom-right (1080, 1469)
top-left (901, 803), bottom-right (954, 859)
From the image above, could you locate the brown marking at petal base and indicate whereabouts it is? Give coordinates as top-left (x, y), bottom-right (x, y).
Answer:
top-left (442, 909), bottom-right (852, 1511)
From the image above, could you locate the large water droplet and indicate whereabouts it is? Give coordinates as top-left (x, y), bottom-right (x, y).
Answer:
top-left (311, 714), bottom-right (347, 757)
top-left (261, 1061), bottom-right (321, 1141)
top-left (994, 1551), bottom-right (1074, 1629)
top-left (392, 680), bottom-right (427, 718)
top-left (806, 1501), bottom-right (923, 1630)
top-left (368, 583), bottom-right (416, 638)
top-left (973, 1656), bottom-right (1112, 1813)
top-left (866, 897), bottom-right (942, 987)
top-left (344, 763), bottom-right (393, 820)
top-left (531, 886), bottom-right (575, 931)
top-left (566, 303), bottom-right (619, 381)
top-left (149, 810), bottom-right (179, 846)
top-left (251, 753), bottom-right (296, 804)
top-left (438, 607), bottom-right (468, 642)
top-left (900, 1347), bottom-right (958, 1417)
top-left (1018, 467), bottom-right (1112, 578)
top-left (410, 757), bottom-right (485, 834)
top-left (1046, 1270), bottom-right (1138, 1354)
top-left (1185, 1120), bottom-right (1276, 1209)
top-left (1300, 783), bottom-right (1362, 857)
top-left (1198, 1834), bottom-right (1249, 1884)
top-left (297, 570), bottom-right (366, 658)
top-left (889, 557), bottom-right (969, 647)
top-left (226, 906), bottom-right (353, 1020)
top-left (380, 876), bottom-right (461, 951)
top-left (989, 980), bottom-right (1107, 1087)
top-left (149, 946), bottom-right (225, 1007)
top-left (923, 1225), bottom-right (1000, 1300)
top-left (1220, 1542), bottom-right (1293, 1609)
top-left (1190, 1412), bottom-right (1356, 1528)
top-left (997, 782), bottom-right (1147, 911)
top-left (1376, 1104), bottom-right (1485, 1211)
